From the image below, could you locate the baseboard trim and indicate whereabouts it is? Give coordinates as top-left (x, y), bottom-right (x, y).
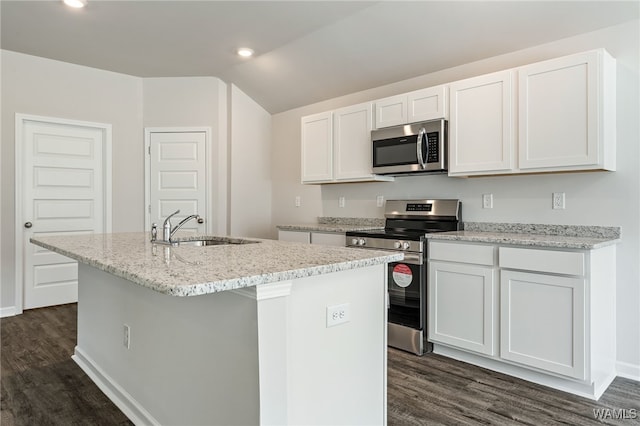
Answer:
top-left (72, 346), bottom-right (160, 426)
top-left (616, 361), bottom-right (640, 381)
top-left (0, 306), bottom-right (17, 318)
top-left (434, 344), bottom-right (613, 400)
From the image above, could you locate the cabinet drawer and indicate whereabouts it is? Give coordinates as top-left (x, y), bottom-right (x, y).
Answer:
top-left (429, 241), bottom-right (495, 266)
top-left (499, 247), bottom-right (585, 276)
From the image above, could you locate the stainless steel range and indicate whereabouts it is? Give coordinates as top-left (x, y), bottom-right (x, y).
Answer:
top-left (346, 199), bottom-right (462, 355)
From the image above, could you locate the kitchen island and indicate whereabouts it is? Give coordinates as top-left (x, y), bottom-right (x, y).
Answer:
top-left (30, 233), bottom-right (402, 426)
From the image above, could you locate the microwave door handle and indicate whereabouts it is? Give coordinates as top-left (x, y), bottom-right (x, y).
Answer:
top-left (416, 127), bottom-right (427, 169)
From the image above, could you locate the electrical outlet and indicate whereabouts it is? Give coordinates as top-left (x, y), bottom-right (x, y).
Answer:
top-left (482, 193), bottom-right (493, 209)
top-left (552, 192), bottom-right (565, 209)
top-left (376, 195), bottom-right (384, 207)
top-left (123, 324), bottom-right (130, 349)
top-left (339, 196), bottom-right (345, 208)
top-left (326, 303), bottom-right (350, 327)
top-left (295, 196), bottom-right (301, 207)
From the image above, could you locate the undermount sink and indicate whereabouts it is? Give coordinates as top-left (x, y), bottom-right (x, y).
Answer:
top-left (172, 237), bottom-right (259, 247)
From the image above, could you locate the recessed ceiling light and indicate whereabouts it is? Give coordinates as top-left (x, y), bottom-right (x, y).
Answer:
top-left (237, 48), bottom-right (254, 58)
top-left (63, 0), bottom-right (87, 8)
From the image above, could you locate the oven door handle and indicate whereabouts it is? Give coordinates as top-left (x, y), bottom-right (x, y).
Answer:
top-left (395, 252), bottom-right (423, 264)
top-left (416, 127), bottom-right (427, 169)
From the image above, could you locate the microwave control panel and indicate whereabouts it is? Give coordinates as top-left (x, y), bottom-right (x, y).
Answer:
top-left (426, 132), bottom-right (439, 163)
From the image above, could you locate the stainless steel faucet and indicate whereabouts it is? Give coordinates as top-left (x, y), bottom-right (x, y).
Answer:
top-left (151, 209), bottom-right (202, 245)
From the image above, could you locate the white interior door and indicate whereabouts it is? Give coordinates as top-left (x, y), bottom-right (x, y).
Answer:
top-left (19, 116), bottom-right (111, 310)
top-left (148, 131), bottom-right (206, 236)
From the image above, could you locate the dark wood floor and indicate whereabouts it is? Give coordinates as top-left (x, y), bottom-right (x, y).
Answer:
top-left (387, 348), bottom-right (640, 425)
top-left (2, 304), bottom-right (639, 425)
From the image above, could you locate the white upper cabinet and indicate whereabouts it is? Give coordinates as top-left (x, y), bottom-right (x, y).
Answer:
top-left (334, 103), bottom-right (375, 181)
top-left (449, 49), bottom-right (616, 177)
top-left (301, 102), bottom-right (393, 184)
top-left (374, 94), bottom-right (406, 128)
top-left (448, 70), bottom-right (515, 176)
top-left (301, 111), bottom-right (333, 183)
top-left (374, 85), bottom-right (447, 129)
top-left (407, 86), bottom-right (448, 123)
top-left (518, 50), bottom-right (616, 172)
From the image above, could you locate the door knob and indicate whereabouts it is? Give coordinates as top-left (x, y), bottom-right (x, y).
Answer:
top-left (24, 222), bottom-right (33, 228)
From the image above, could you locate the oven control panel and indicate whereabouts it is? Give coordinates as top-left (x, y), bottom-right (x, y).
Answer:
top-left (347, 237), bottom-right (422, 253)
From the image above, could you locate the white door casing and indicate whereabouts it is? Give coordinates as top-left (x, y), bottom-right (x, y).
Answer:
top-left (145, 128), bottom-right (211, 236)
top-left (15, 114), bottom-right (112, 312)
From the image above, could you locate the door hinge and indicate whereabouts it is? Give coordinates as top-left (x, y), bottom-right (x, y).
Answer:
top-left (148, 146), bottom-right (151, 155)
top-left (148, 205), bottom-right (151, 213)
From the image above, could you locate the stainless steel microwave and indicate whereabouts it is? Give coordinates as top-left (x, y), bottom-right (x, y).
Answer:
top-left (372, 119), bottom-right (447, 175)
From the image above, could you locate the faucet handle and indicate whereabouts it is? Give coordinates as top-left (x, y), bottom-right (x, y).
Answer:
top-left (167, 209), bottom-right (180, 219)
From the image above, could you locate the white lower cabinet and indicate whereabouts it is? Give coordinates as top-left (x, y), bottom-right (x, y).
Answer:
top-left (500, 270), bottom-right (585, 380)
top-left (428, 240), bottom-right (616, 399)
top-left (429, 261), bottom-right (497, 356)
top-left (278, 230), bottom-right (345, 247)
top-left (278, 230), bottom-right (311, 244)
top-left (310, 232), bottom-right (345, 247)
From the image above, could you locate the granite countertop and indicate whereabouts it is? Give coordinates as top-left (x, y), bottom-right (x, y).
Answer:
top-left (277, 217), bottom-right (385, 233)
top-left (30, 233), bottom-right (402, 297)
top-left (426, 222), bottom-right (621, 250)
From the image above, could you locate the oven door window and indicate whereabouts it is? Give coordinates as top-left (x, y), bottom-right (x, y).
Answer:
top-left (387, 261), bottom-right (424, 329)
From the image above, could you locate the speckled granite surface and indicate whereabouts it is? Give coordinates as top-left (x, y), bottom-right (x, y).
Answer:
top-left (463, 222), bottom-right (620, 239)
top-left (30, 233), bottom-right (402, 297)
top-left (277, 217), bottom-right (385, 233)
top-left (427, 223), bottom-right (620, 249)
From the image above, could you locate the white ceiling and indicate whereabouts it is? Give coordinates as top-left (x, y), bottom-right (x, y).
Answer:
top-left (2, 1), bottom-right (638, 113)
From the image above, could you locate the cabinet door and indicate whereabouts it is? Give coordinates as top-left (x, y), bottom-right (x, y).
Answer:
top-left (311, 232), bottom-right (345, 247)
top-left (428, 261), bottom-right (497, 356)
top-left (500, 270), bottom-right (586, 380)
top-left (407, 85), bottom-right (447, 122)
top-left (301, 112), bottom-right (333, 183)
top-left (449, 70), bottom-right (515, 175)
top-left (374, 94), bottom-right (407, 129)
top-left (278, 230), bottom-right (311, 244)
top-left (519, 51), bottom-right (602, 171)
top-left (334, 102), bottom-right (375, 181)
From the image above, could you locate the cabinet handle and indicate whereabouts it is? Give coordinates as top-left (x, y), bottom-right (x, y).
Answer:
top-left (24, 222), bottom-right (33, 228)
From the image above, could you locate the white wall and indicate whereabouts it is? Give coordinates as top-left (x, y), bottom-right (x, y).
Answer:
top-left (1, 50), bottom-right (143, 312)
top-left (143, 77), bottom-right (228, 235)
top-left (0, 55), bottom-right (274, 314)
top-left (271, 21), bottom-right (640, 376)
top-left (230, 84), bottom-right (272, 238)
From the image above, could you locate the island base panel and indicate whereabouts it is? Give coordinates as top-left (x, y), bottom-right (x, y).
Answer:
top-left (74, 263), bottom-right (387, 425)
